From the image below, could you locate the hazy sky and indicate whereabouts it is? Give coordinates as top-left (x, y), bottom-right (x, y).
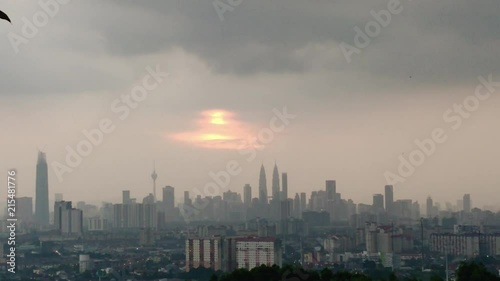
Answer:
top-left (1, 0), bottom-right (499, 209)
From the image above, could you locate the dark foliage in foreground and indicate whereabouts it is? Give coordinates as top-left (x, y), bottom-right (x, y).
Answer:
top-left (205, 261), bottom-right (500, 281)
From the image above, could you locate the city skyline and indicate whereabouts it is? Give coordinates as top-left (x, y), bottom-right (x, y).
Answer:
top-left (1, 151), bottom-right (500, 213)
top-left (2, 1), bottom-right (500, 279)
top-left (1, 0), bottom-right (500, 211)
top-left (4, 151), bottom-right (494, 216)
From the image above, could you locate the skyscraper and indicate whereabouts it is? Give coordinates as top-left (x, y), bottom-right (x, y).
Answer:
top-left (300, 192), bottom-right (307, 212)
top-left (463, 194), bottom-right (471, 213)
top-left (326, 180), bottom-right (336, 220)
top-left (122, 190), bottom-right (131, 204)
top-left (384, 185), bottom-right (394, 214)
top-left (244, 184), bottom-right (252, 206)
top-left (326, 180), bottom-right (336, 199)
top-left (272, 163), bottom-right (280, 201)
top-left (35, 151), bottom-right (49, 226)
top-left (281, 173), bottom-right (288, 201)
top-left (372, 194), bottom-right (384, 212)
top-left (162, 186), bottom-right (175, 209)
top-left (184, 191), bottom-right (191, 206)
top-left (293, 193), bottom-right (301, 218)
top-left (54, 201), bottom-right (72, 230)
top-left (426, 196), bottom-right (434, 218)
top-left (63, 208), bottom-right (83, 235)
top-left (258, 164), bottom-right (268, 204)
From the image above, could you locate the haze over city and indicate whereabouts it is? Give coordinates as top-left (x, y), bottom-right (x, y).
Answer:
top-left (3, 1), bottom-right (500, 280)
top-left (2, 0), bottom-right (500, 208)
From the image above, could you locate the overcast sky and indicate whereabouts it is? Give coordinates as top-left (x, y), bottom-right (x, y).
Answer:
top-left (1, 0), bottom-right (499, 210)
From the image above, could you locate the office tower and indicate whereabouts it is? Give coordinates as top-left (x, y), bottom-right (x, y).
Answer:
top-left (35, 151), bottom-right (49, 226)
top-left (54, 200), bottom-right (83, 235)
top-left (373, 194), bottom-right (384, 212)
top-left (122, 190), bottom-right (131, 204)
top-left (235, 237), bottom-right (282, 270)
top-left (54, 201), bottom-right (72, 230)
top-left (426, 196), bottom-right (434, 217)
top-left (309, 191), bottom-right (317, 211)
top-left (55, 193), bottom-right (63, 202)
top-left (281, 173), bottom-right (288, 201)
top-left (279, 199), bottom-right (289, 221)
top-left (326, 180), bottom-right (336, 220)
top-left (62, 208), bottom-right (83, 235)
top-left (272, 163), bottom-right (280, 201)
top-left (326, 180), bottom-right (336, 200)
top-left (346, 199), bottom-right (357, 220)
top-left (384, 185), bottom-right (394, 214)
top-left (259, 164), bottom-right (268, 204)
top-left (151, 164), bottom-right (158, 202)
top-left (113, 204), bottom-right (125, 228)
top-left (101, 202), bottom-right (114, 224)
top-left (243, 184), bottom-right (252, 206)
top-left (223, 190), bottom-right (241, 202)
top-left (17, 197), bottom-right (33, 222)
top-left (300, 192), bottom-right (307, 212)
top-left (162, 186), bottom-right (175, 209)
top-left (412, 201), bottom-right (421, 220)
top-left (143, 203), bottom-right (157, 229)
top-left (463, 194), bottom-right (471, 213)
top-left (394, 199), bottom-right (413, 219)
top-left (184, 191), bottom-right (191, 205)
top-left (293, 193), bottom-right (301, 218)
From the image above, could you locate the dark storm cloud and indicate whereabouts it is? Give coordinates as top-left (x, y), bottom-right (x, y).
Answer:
top-left (2, 0), bottom-right (499, 95)
top-left (64, 0), bottom-right (500, 82)
top-left (58, 0), bottom-right (370, 73)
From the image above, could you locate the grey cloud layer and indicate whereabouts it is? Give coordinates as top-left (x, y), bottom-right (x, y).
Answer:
top-left (67, 0), bottom-right (500, 80)
top-left (2, 0), bottom-right (499, 96)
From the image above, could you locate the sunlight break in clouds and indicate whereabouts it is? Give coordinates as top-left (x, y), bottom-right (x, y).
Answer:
top-left (170, 110), bottom-right (256, 149)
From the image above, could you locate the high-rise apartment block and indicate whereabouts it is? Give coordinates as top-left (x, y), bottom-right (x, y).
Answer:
top-left (54, 201), bottom-right (83, 235)
top-left (186, 236), bottom-right (282, 272)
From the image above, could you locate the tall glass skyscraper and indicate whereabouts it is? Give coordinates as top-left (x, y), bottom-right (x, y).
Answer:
top-left (281, 173), bottom-right (288, 201)
top-left (35, 151), bottom-right (49, 225)
top-left (243, 184), bottom-right (252, 206)
top-left (258, 164), bottom-right (268, 204)
top-left (271, 163), bottom-right (280, 201)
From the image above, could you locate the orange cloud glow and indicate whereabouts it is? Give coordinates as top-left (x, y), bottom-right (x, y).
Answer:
top-left (170, 110), bottom-right (257, 149)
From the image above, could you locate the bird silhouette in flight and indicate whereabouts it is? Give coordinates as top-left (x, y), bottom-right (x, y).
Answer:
top-left (0, 9), bottom-right (11, 23)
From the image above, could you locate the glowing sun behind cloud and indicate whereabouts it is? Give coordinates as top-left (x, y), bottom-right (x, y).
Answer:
top-left (170, 110), bottom-right (256, 149)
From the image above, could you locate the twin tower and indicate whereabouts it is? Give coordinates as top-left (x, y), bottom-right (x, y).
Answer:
top-left (258, 163), bottom-right (288, 204)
